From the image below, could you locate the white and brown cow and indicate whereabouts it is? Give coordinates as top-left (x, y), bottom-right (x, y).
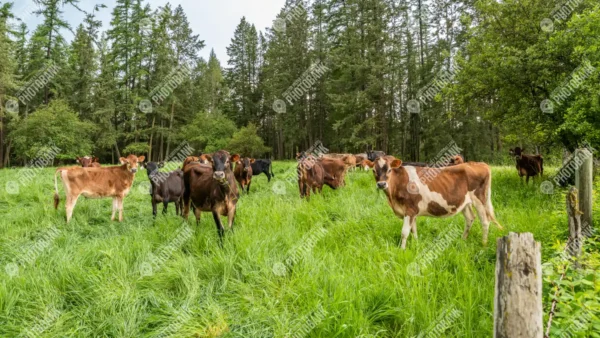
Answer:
top-left (54, 154), bottom-right (145, 223)
top-left (370, 157), bottom-right (502, 249)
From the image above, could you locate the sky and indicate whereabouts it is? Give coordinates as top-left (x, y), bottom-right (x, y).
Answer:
top-left (12, 0), bottom-right (284, 63)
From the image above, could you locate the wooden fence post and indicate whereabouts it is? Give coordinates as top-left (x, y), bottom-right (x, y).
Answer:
top-left (575, 148), bottom-right (593, 231)
top-left (494, 232), bottom-right (543, 338)
top-left (566, 187), bottom-right (583, 260)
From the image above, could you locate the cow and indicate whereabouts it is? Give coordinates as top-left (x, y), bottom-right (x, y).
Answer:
top-left (183, 150), bottom-right (240, 242)
top-left (297, 155), bottom-right (338, 198)
top-left (250, 159), bottom-right (275, 182)
top-left (318, 157), bottom-right (347, 187)
top-left (234, 157), bottom-right (255, 194)
top-left (77, 156), bottom-right (101, 168)
top-left (54, 154), bottom-right (145, 223)
top-left (370, 157), bottom-right (502, 249)
top-left (146, 162), bottom-right (185, 217)
top-left (182, 155), bottom-right (210, 170)
top-left (509, 147), bottom-right (543, 183)
top-left (366, 150), bottom-right (386, 162)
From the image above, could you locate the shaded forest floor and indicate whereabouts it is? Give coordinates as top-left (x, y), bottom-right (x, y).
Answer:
top-left (0, 163), bottom-right (598, 337)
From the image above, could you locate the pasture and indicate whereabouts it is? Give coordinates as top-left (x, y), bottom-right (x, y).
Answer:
top-left (0, 163), bottom-right (595, 337)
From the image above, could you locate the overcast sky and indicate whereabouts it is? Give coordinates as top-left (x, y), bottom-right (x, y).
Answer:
top-left (13, 0), bottom-right (284, 63)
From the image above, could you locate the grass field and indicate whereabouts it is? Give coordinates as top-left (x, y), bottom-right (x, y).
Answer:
top-left (0, 162), bottom-right (597, 337)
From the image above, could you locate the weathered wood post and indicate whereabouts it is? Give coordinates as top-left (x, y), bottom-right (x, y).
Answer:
top-left (566, 187), bottom-right (583, 260)
top-left (575, 148), bottom-right (593, 231)
top-left (494, 232), bottom-right (543, 338)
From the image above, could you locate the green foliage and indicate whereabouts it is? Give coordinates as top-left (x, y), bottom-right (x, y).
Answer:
top-left (123, 142), bottom-right (149, 155)
top-left (8, 100), bottom-right (95, 161)
top-left (227, 123), bottom-right (271, 157)
top-left (182, 111), bottom-right (237, 153)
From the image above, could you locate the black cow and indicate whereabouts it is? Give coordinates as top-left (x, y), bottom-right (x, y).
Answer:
top-left (366, 150), bottom-right (386, 162)
top-left (250, 159), bottom-right (275, 182)
top-left (146, 162), bottom-right (185, 217)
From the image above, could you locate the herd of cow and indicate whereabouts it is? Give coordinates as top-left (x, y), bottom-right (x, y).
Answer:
top-left (52, 147), bottom-right (544, 248)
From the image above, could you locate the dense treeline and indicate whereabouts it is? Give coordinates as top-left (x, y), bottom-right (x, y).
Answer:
top-left (0, 0), bottom-right (598, 166)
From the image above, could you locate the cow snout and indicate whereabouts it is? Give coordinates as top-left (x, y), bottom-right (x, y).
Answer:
top-left (213, 171), bottom-right (225, 180)
top-left (131, 168), bottom-right (138, 173)
top-left (377, 181), bottom-right (388, 190)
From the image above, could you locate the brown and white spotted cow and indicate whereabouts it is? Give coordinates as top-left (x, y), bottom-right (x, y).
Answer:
top-left (54, 154), bottom-right (145, 223)
top-left (370, 157), bottom-right (502, 249)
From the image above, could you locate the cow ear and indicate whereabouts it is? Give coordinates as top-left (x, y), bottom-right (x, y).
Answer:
top-left (93, 157), bottom-right (99, 162)
top-left (390, 159), bottom-right (403, 168)
top-left (231, 154), bottom-right (240, 162)
top-left (119, 157), bottom-right (128, 164)
top-left (137, 155), bottom-right (145, 162)
top-left (364, 160), bottom-right (374, 168)
top-left (250, 158), bottom-right (255, 163)
top-left (158, 162), bottom-right (165, 168)
top-left (201, 154), bottom-right (212, 163)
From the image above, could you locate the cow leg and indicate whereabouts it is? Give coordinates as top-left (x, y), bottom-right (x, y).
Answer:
top-left (462, 205), bottom-right (476, 240)
top-left (111, 197), bottom-right (118, 221)
top-left (212, 211), bottom-right (225, 246)
top-left (266, 173), bottom-right (271, 182)
top-left (526, 175), bottom-right (530, 184)
top-left (400, 216), bottom-right (413, 250)
top-left (162, 201), bottom-right (168, 215)
top-left (194, 207), bottom-right (201, 226)
top-left (175, 199), bottom-right (180, 216)
top-left (227, 206), bottom-right (236, 232)
top-left (65, 194), bottom-right (80, 223)
top-left (246, 181), bottom-right (251, 194)
top-left (152, 199), bottom-right (157, 218)
top-left (473, 200), bottom-right (490, 245)
top-left (410, 217), bottom-right (418, 239)
top-left (183, 189), bottom-right (190, 221)
top-left (118, 197), bottom-right (124, 222)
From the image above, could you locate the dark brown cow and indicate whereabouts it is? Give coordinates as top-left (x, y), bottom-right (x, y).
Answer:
top-left (146, 161), bottom-right (185, 217)
top-left (371, 157), bottom-right (502, 249)
top-left (234, 157), bottom-right (255, 194)
top-left (77, 156), bottom-right (101, 168)
top-left (509, 147), bottom-right (543, 183)
top-left (318, 157), bottom-right (347, 187)
top-left (54, 154), bottom-right (145, 223)
top-left (183, 150), bottom-right (240, 242)
top-left (297, 155), bottom-right (338, 198)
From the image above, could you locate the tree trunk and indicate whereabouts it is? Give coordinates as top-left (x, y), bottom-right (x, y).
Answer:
top-left (494, 232), bottom-right (543, 338)
top-left (566, 187), bottom-right (583, 263)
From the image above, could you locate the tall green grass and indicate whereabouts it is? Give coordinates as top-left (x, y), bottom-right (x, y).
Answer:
top-left (0, 163), bottom-right (595, 337)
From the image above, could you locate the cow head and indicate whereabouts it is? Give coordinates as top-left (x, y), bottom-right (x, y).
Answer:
top-left (77, 156), bottom-right (94, 167)
top-left (202, 150), bottom-right (240, 181)
top-left (372, 157), bottom-right (403, 190)
top-left (449, 155), bottom-right (464, 165)
top-left (238, 157), bottom-right (255, 172)
top-left (119, 154), bottom-right (145, 174)
top-left (509, 147), bottom-right (523, 159)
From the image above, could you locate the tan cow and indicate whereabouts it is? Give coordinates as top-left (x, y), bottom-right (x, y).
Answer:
top-left (371, 157), bottom-right (502, 249)
top-left (54, 154), bottom-right (145, 223)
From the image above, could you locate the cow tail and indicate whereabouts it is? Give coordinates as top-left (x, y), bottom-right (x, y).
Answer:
top-left (485, 168), bottom-right (503, 230)
top-left (54, 169), bottom-right (61, 209)
top-left (270, 162), bottom-right (275, 177)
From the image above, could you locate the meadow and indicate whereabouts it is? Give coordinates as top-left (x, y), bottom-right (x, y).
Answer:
top-left (0, 163), bottom-right (596, 337)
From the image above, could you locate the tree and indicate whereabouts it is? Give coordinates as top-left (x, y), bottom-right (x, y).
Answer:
top-left (8, 100), bottom-right (95, 162)
top-left (228, 123), bottom-right (271, 157)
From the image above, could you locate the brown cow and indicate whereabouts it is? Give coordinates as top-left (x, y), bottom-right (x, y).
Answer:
top-left (54, 154), bottom-right (145, 223)
top-left (234, 157), bottom-right (255, 194)
top-left (371, 157), bottom-right (502, 249)
top-left (77, 156), bottom-right (101, 168)
top-left (318, 157), bottom-right (347, 187)
top-left (509, 147), bottom-right (543, 183)
top-left (183, 150), bottom-right (240, 242)
top-left (297, 155), bottom-right (338, 198)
